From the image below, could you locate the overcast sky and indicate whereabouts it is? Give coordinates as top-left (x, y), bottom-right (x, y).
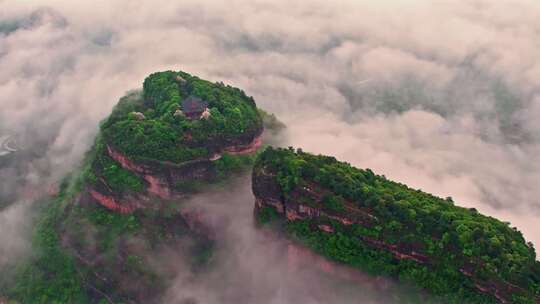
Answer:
top-left (1, 0), bottom-right (540, 300)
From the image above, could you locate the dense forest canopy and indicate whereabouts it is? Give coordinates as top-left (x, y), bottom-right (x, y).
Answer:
top-left (79, 71), bottom-right (267, 196)
top-left (101, 71), bottom-right (263, 164)
top-left (255, 147), bottom-right (540, 303)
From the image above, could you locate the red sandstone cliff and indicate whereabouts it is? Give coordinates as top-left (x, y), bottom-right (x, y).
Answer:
top-left (87, 133), bottom-right (263, 214)
top-left (252, 167), bottom-right (534, 303)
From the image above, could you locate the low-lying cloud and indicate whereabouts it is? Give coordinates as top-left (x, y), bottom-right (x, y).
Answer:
top-left (1, 0), bottom-right (540, 301)
top-left (162, 176), bottom-right (416, 304)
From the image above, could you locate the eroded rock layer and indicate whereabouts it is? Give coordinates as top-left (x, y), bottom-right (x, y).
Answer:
top-left (252, 147), bottom-right (540, 304)
top-left (86, 130), bottom-right (262, 213)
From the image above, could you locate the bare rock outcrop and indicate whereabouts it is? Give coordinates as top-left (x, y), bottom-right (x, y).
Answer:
top-left (87, 129), bottom-right (263, 214)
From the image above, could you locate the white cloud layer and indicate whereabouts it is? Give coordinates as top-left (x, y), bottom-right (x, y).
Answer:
top-left (1, 0), bottom-right (540, 301)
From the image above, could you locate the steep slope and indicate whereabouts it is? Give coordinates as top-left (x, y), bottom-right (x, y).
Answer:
top-left (253, 147), bottom-right (540, 303)
top-left (86, 70), bottom-right (263, 213)
top-left (5, 71), bottom-right (266, 303)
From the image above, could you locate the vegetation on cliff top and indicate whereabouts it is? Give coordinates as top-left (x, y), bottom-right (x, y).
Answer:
top-left (4, 71), bottom-right (270, 303)
top-left (254, 147), bottom-right (540, 303)
top-left (86, 70), bottom-right (266, 197)
top-left (101, 71), bottom-right (263, 164)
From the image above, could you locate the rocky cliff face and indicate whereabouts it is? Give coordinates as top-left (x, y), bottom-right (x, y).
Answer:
top-left (5, 71), bottom-right (268, 304)
top-left (252, 147), bottom-right (540, 304)
top-left (85, 130), bottom-right (262, 214)
top-left (253, 168), bottom-right (430, 266)
top-left (67, 135), bottom-right (263, 302)
top-left (69, 72), bottom-right (266, 302)
top-left (253, 174), bottom-right (533, 303)
top-left (77, 70), bottom-right (265, 216)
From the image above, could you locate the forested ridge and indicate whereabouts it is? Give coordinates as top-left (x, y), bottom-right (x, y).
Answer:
top-left (3, 68), bottom-right (538, 303)
top-left (254, 147), bottom-right (540, 303)
top-left (85, 70), bottom-right (264, 199)
top-left (2, 71), bottom-right (266, 303)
